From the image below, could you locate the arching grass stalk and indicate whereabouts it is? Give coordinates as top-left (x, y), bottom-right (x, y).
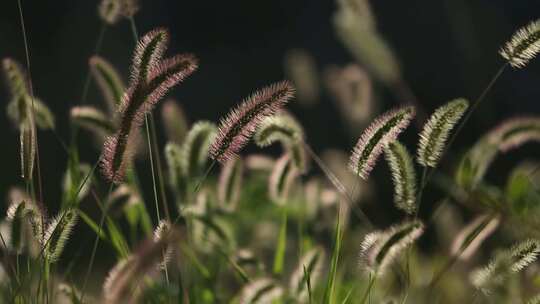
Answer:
top-left (303, 142), bottom-right (374, 229)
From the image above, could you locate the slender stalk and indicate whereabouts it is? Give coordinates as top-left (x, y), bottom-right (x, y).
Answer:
top-left (360, 273), bottom-right (376, 304)
top-left (80, 182), bottom-right (115, 303)
top-left (303, 141), bottom-right (373, 229)
top-left (419, 64), bottom-right (508, 205)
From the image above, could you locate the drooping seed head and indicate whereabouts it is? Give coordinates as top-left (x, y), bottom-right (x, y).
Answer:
top-left (471, 239), bottom-right (540, 293)
top-left (89, 56), bottom-right (126, 113)
top-left (161, 99), bottom-right (189, 143)
top-left (268, 153), bottom-right (300, 205)
top-left (359, 220), bottom-right (424, 276)
top-left (209, 81), bottom-right (296, 163)
top-left (289, 246), bottom-right (326, 302)
top-left (487, 116), bottom-right (540, 152)
top-left (182, 121), bottom-right (218, 177)
top-left (104, 226), bottom-right (181, 303)
top-left (70, 106), bottom-right (116, 136)
top-left (130, 28), bottom-right (170, 86)
top-left (98, 0), bottom-right (122, 24)
top-left (152, 220), bottom-right (173, 270)
top-left (19, 118), bottom-right (36, 181)
top-left (44, 209), bottom-right (78, 263)
top-left (101, 28), bottom-right (198, 183)
top-left (384, 141), bottom-right (416, 214)
top-left (417, 98), bottom-right (469, 167)
top-left (165, 143), bottom-right (188, 201)
top-left (500, 19), bottom-right (540, 68)
top-left (451, 215), bottom-right (500, 261)
top-left (217, 157), bottom-right (244, 212)
top-left (239, 277), bottom-right (284, 304)
top-left (349, 106), bottom-right (415, 179)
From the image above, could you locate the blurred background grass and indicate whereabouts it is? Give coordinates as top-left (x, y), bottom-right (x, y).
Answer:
top-left (0, 0), bottom-right (539, 280)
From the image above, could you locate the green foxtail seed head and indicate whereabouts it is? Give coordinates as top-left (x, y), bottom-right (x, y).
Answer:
top-left (44, 209), bottom-right (78, 263)
top-left (349, 106), bottom-right (415, 179)
top-left (384, 141), bottom-right (416, 214)
top-left (500, 19), bottom-right (540, 68)
top-left (359, 220), bottom-right (424, 276)
top-left (417, 98), bottom-right (469, 167)
top-left (238, 277), bottom-right (284, 304)
top-left (217, 157), bottom-right (244, 212)
top-left (181, 121), bottom-right (217, 178)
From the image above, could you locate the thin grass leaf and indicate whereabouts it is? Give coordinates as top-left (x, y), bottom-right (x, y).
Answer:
top-left (384, 141), bottom-right (416, 214)
top-left (209, 81), bottom-right (295, 163)
top-left (44, 209), bottom-right (78, 263)
top-left (289, 246), bottom-right (326, 303)
top-left (238, 278), bottom-right (284, 304)
top-left (417, 98), bottom-right (469, 167)
top-left (89, 56), bottom-right (125, 113)
top-left (500, 19), bottom-right (540, 68)
top-left (359, 220), bottom-right (424, 276)
top-left (217, 157), bottom-right (244, 212)
top-left (161, 99), bottom-right (189, 143)
top-left (349, 106), bottom-right (415, 179)
top-left (182, 121), bottom-right (217, 178)
top-left (323, 205), bottom-right (343, 304)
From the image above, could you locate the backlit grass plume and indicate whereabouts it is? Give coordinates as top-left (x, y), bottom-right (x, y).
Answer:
top-left (451, 215), bottom-right (500, 261)
top-left (269, 154), bottom-right (300, 205)
top-left (43, 209), bottom-right (78, 263)
top-left (182, 121), bottom-right (217, 178)
top-left (70, 106), bottom-right (116, 136)
top-left (99, 0), bottom-right (139, 24)
top-left (217, 157), bottom-right (244, 212)
top-left (254, 112), bottom-right (306, 172)
top-left (487, 116), bottom-right (540, 152)
top-left (101, 28), bottom-right (198, 183)
top-left (161, 99), bottom-right (189, 144)
top-left (209, 81), bottom-right (295, 163)
top-left (3, 58), bottom-right (55, 130)
top-left (238, 277), bottom-right (284, 304)
top-left (384, 141), bottom-right (416, 214)
top-left (348, 106), bottom-right (415, 179)
top-left (417, 98), bottom-right (469, 167)
top-left (471, 239), bottom-right (540, 294)
top-left (89, 56), bottom-right (126, 113)
top-left (289, 246), bottom-right (326, 303)
top-left (359, 220), bottom-right (424, 276)
top-left (500, 19), bottom-right (540, 68)
top-left (103, 226), bottom-right (181, 303)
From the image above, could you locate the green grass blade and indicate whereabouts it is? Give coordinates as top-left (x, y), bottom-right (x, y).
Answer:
top-left (273, 207), bottom-right (288, 275)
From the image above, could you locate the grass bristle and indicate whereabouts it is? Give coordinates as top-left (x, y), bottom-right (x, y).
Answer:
top-left (359, 220), bottom-right (424, 276)
top-left (349, 106), bottom-right (415, 179)
top-left (417, 98), bottom-right (469, 167)
top-left (500, 19), bottom-right (540, 68)
top-left (209, 81), bottom-right (296, 163)
top-left (384, 141), bottom-right (417, 214)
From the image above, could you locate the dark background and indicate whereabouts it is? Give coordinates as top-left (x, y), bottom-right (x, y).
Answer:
top-left (0, 0), bottom-right (539, 262)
